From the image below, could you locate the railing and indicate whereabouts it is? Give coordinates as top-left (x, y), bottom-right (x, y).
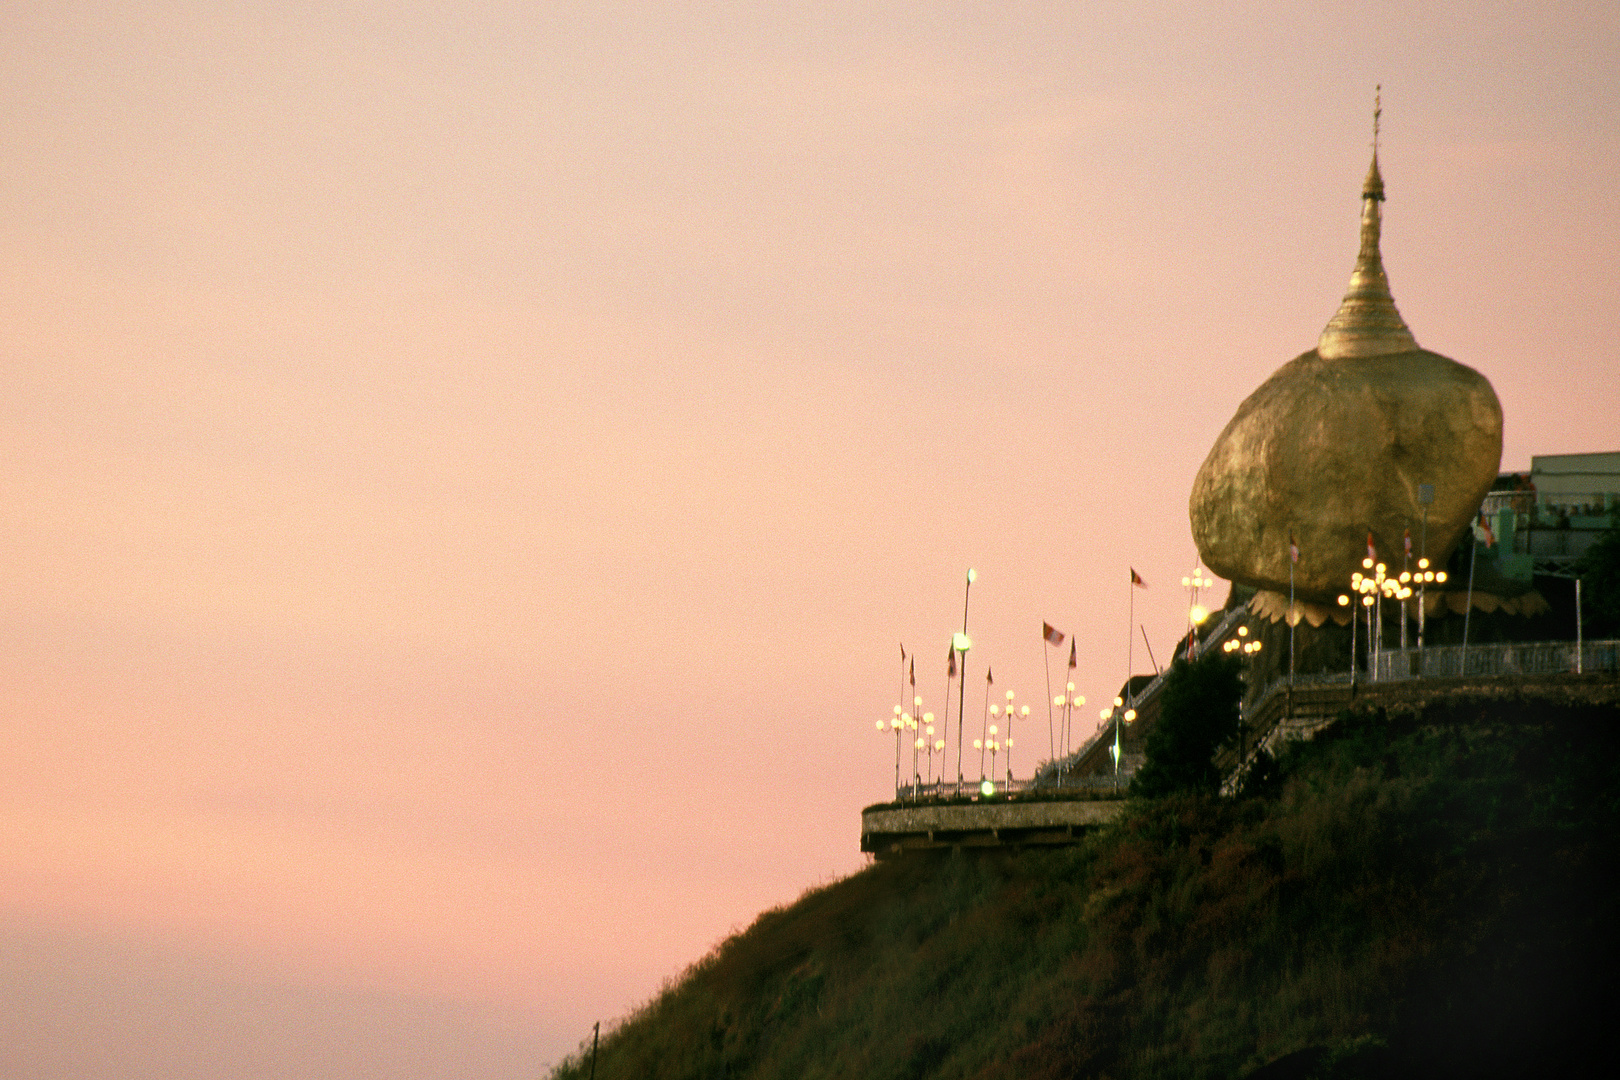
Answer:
top-left (1369, 640), bottom-right (1620, 681)
top-left (1035, 605), bottom-right (1252, 784)
top-left (893, 777), bottom-right (1042, 801)
top-left (893, 770), bottom-right (1131, 802)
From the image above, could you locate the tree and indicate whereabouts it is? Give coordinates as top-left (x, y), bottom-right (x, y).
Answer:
top-left (1577, 508), bottom-right (1620, 638)
top-left (1130, 652), bottom-right (1244, 798)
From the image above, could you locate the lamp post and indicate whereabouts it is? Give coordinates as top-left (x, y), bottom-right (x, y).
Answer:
top-left (1223, 627), bottom-right (1263, 777)
top-left (1417, 484), bottom-right (1434, 648)
top-left (1411, 557), bottom-right (1444, 658)
top-left (1101, 696), bottom-right (1136, 780)
top-left (879, 704), bottom-right (903, 797)
top-left (921, 712), bottom-right (937, 790)
top-left (909, 696), bottom-right (923, 796)
top-left (952, 630), bottom-right (972, 795)
top-left (1183, 565), bottom-right (1215, 659)
top-left (1337, 592), bottom-right (1356, 684)
top-left (1353, 558), bottom-right (1413, 679)
top-left (1052, 682), bottom-right (1085, 783)
top-left (988, 690), bottom-right (1028, 788)
top-left (974, 724), bottom-right (1000, 794)
top-left (957, 569), bottom-right (975, 793)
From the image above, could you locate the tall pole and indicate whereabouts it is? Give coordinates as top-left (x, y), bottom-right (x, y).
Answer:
top-left (1418, 484), bottom-right (1433, 650)
top-left (979, 668), bottom-right (991, 780)
top-left (589, 1021), bottom-right (600, 1080)
top-left (1042, 630), bottom-right (1055, 772)
top-left (958, 569), bottom-right (974, 793)
top-left (1462, 526), bottom-right (1479, 674)
top-left (1127, 575), bottom-right (1135, 705)
top-left (1401, 530), bottom-right (1411, 651)
top-left (1576, 578), bottom-right (1584, 674)
top-left (1349, 594), bottom-right (1358, 688)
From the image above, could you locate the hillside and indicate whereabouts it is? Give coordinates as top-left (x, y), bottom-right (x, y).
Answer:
top-left (551, 699), bottom-right (1620, 1079)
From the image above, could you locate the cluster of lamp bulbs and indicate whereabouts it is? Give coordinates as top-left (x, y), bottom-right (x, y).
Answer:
top-left (1223, 624), bottom-right (1264, 654)
top-left (1053, 682), bottom-right (1085, 709)
top-left (1100, 695), bottom-right (1137, 724)
top-left (874, 698), bottom-right (945, 756)
top-left (1337, 556), bottom-right (1445, 611)
top-left (976, 690), bottom-right (1028, 756)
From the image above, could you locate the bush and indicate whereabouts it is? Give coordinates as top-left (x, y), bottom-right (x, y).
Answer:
top-left (1131, 652), bottom-right (1245, 798)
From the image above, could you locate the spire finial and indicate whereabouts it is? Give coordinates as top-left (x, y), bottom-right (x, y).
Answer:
top-left (1318, 91), bottom-right (1417, 360)
top-left (1373, 84), bottom-right (1381, 156)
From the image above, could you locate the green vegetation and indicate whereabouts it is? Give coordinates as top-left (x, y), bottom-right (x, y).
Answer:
top-left (1577, 507), bottom-right (1620, 637)
top-left (553, 699), bottom-right (1619, 1079)
top-left (1130, 653), bottom-right (1244, 798)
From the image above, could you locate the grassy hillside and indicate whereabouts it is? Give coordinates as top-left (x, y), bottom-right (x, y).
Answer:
top-left (552, 699), bottom-right (1620, 1079)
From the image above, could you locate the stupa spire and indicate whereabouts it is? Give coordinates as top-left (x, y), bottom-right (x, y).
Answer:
top-left (1317, 87), bottom-right (1418, 359)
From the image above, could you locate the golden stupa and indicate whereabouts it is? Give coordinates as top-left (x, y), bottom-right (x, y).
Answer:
top-left (1190, 108), bottom-right (1503, 611)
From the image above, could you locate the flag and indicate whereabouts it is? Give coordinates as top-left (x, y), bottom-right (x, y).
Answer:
top-left (1130, 568), bottom-right (1146, 588)
top-left (1289, 531), bottom-right (1299, 565)
top-left (909, 657), bottom-right (915, 687)
top-left (901, 644), bottom-right (906, 662)
top-left (1404, 529), bottom-right (1412, 558)
top-left (1068, 640), bottom-right (1077, 670)
top-left (1478, 512), bottom-right (1496, 547)
top-left (947, 646), bottom-right (956, 679)
top-left (986, 666), bottom-right (993, 685)
top-left (1042, 622), bottom-right (1065, 647)
top-left (1367, 532), bottom-right (1377, 561)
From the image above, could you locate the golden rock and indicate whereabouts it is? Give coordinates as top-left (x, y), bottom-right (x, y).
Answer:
top-left (1190, 152), bottom-right (1502, 601)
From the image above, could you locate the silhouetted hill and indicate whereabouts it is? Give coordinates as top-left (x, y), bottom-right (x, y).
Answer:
top-left (552, 698), bottom-right (1620, 1079)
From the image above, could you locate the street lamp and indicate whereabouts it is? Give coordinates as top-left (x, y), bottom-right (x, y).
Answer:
top-left (1223, 626), bottom-right (1264, 771)
top-left (909, 696), bottom-right (923, 795)
top-left (922, 712), bottom-right (937, 788)
top-left (878, 704), bottom-right (904, 797)
top-left (956, 568), bottom-right (975, 794)
top-left (988, 690), bottom-right (1028, 787)
top-left (1052, 682), bottom-right (1085, 781)
top-left (974, 723), bottom-right (1001, 793)
top-left (1183, 565), bottom-right (1215, 645)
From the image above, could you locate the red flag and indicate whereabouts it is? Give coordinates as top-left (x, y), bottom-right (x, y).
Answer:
top-left (1367, 532), bottom-right (1377, 561)
top-left (1479, 512), bottom-right (1496, 547)
top-left (1130, 568), bottom-right (1146, 588)
top-left (947, 646), bottom-right (956, 679)
top-left (909, 657), bottom-right (915, 686)
top-left (1042, 622), bottom-right (1065, 647)
top-left (986, 666), bottom-right (993, 685)
top-left (1289, 531), bottom-right (1299, 565)
top-left (1068, 640), bottom-right (1077, 669)
top-left (1404, 529), bottom-right (1412, 558)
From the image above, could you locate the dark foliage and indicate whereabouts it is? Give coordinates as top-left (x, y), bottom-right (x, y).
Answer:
top-left (1130, 652), bottom-right (1245, 798)
top-left (1577, 507), bottom-right (1620, 637)
top-left (551, 699), bottom-right (1620, 1080)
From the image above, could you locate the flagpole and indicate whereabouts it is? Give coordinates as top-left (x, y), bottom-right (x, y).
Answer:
top-left (980, 668), bottom-right (992, 781)
top-left (957, 569), bottom-right (974, 796)
top-left (1042, 626), bottom-right (1056, 776)
top-left (1127, 574), bottom-right (1135, 704)
top-left (941, 645), bottom-right (953, 797)
top-left (897, 645), bottom-right (906, 799)
top-left (1066, 641), bottom-right (1079, 766)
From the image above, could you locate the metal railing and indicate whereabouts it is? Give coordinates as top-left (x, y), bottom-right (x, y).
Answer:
top-left (1370, 639), bottom-right (1620, 681)
top-left (893, 777), bottom-right (1041, 801)
top-left (1035, 605), bottom-right (1251, 785)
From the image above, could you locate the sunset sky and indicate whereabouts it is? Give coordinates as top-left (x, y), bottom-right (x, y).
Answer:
top-left (4, 2), bottom-right (1618, 1076)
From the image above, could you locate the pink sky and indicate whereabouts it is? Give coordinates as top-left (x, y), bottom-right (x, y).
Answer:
top-left (4, 2), bottom-right (1618, 1075)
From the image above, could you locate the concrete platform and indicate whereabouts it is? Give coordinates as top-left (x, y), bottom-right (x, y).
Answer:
top-left (861, 798), bottom-right (1125, 858)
